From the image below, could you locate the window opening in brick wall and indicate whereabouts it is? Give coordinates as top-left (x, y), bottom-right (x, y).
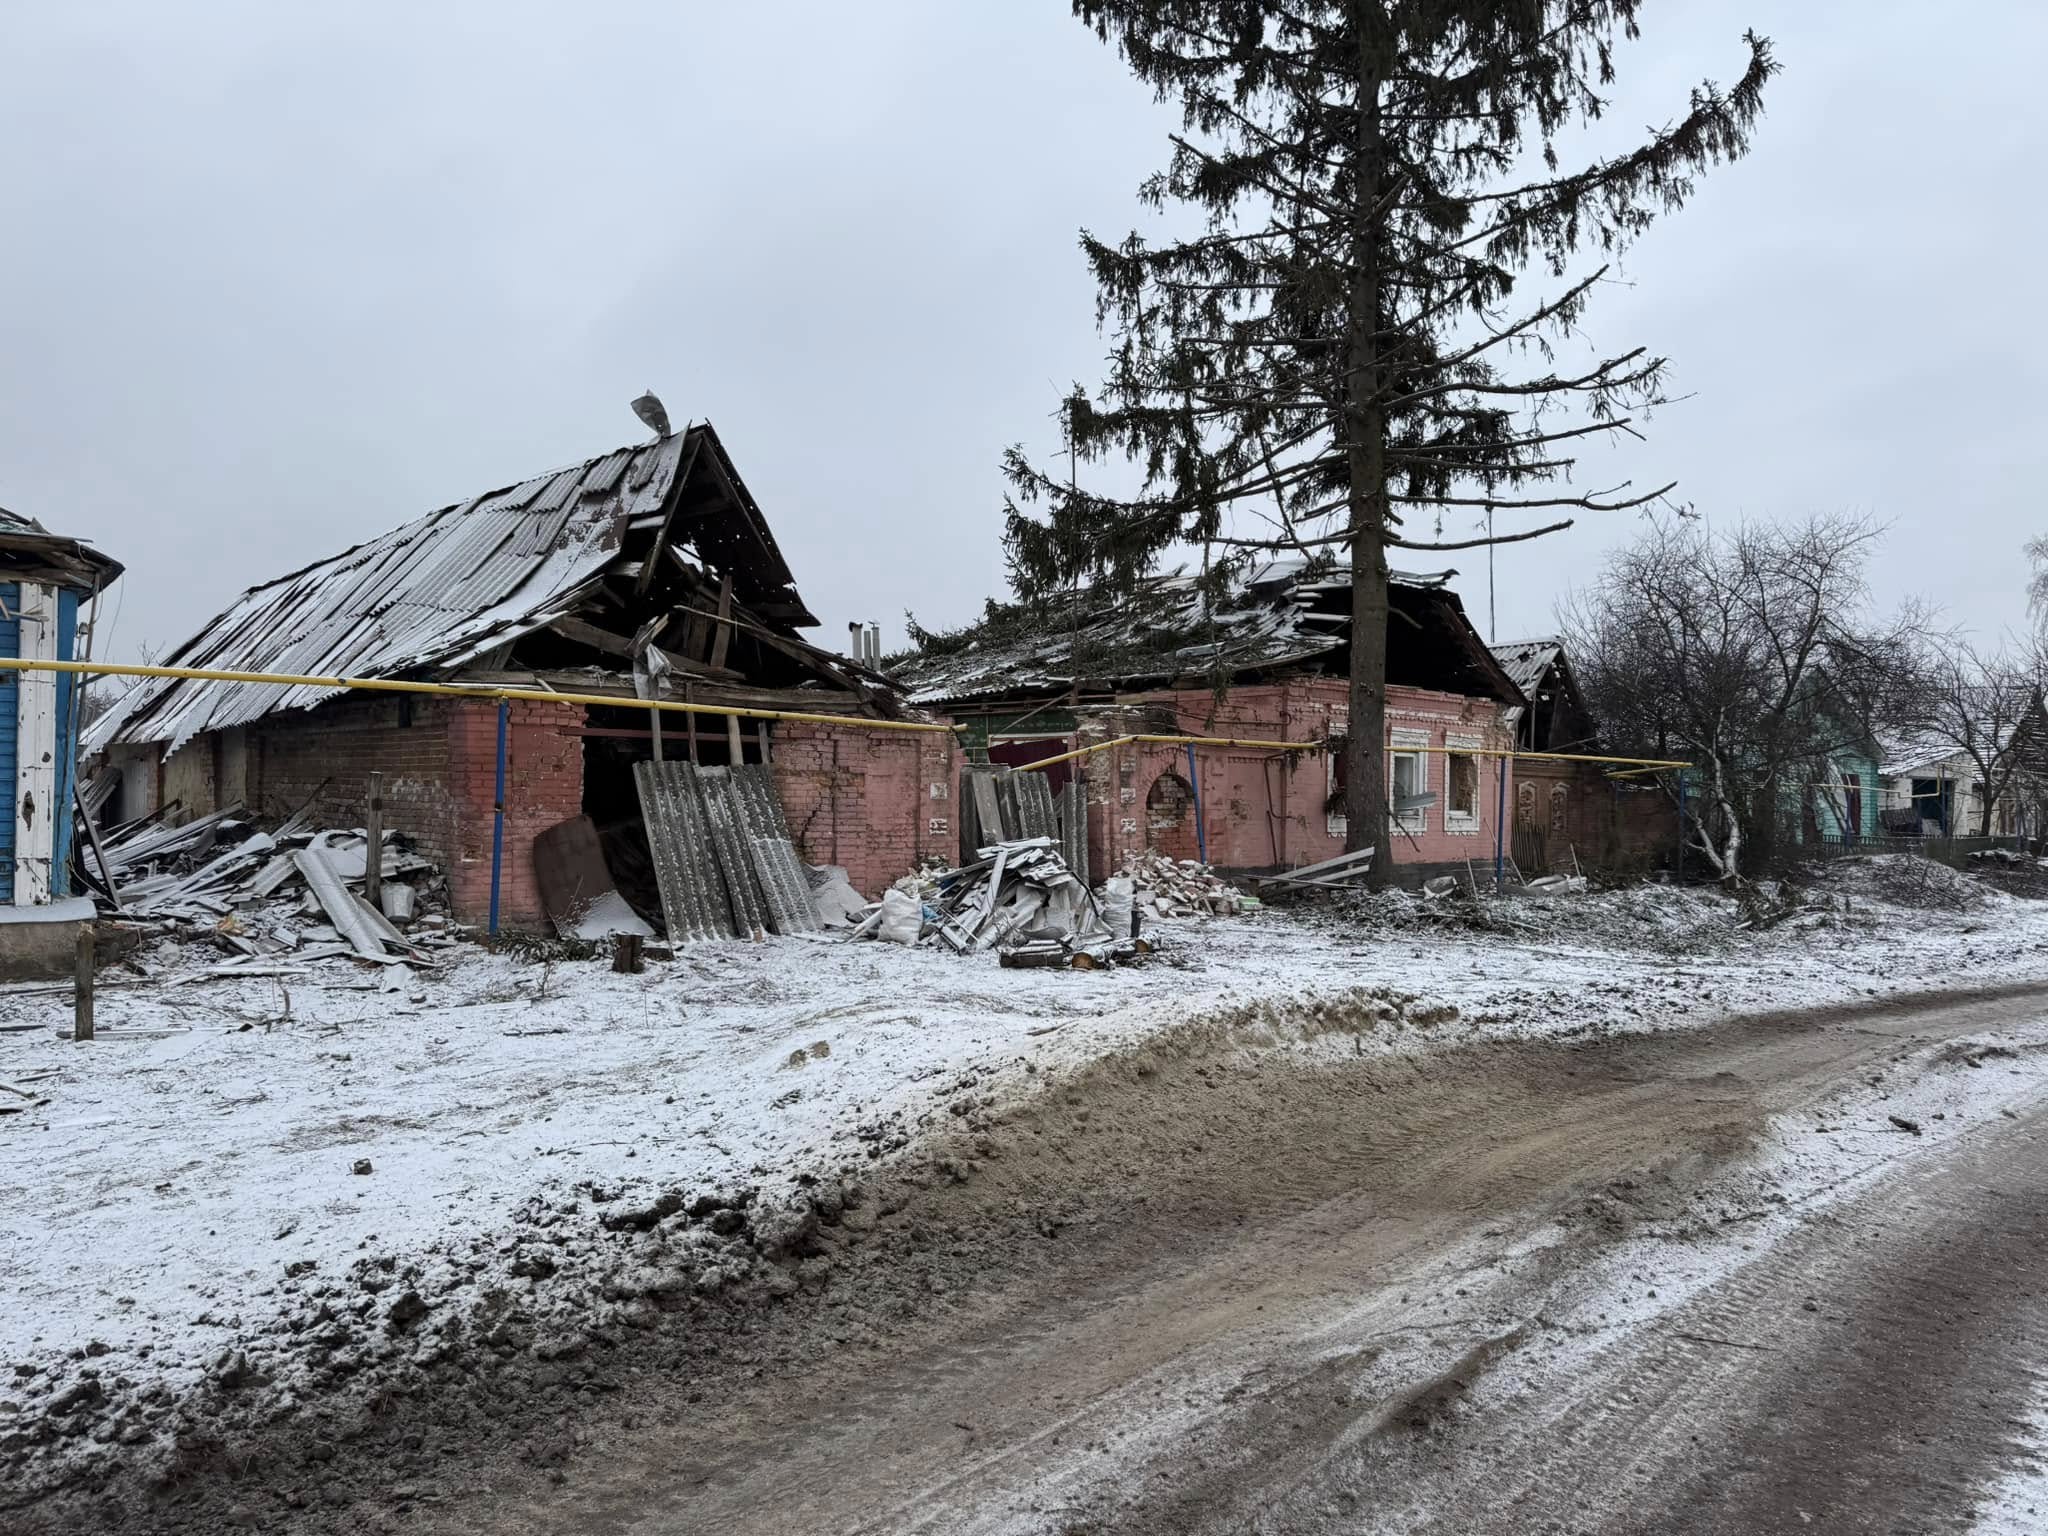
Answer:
top-left (1390, 748), bottom-right (1428, 830)
top-left (1445, 752), bottom-right (1479, 829)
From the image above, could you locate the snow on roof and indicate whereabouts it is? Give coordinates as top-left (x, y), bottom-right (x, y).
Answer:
top-left (1877, 729), bottom-right (2007, 779)
top-left (91, 422), bottom-right (808, 754)
top-left (891, 562), bottom-right (1517, 708)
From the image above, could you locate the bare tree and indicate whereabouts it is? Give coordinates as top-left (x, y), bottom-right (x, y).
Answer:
top-left (1907, 641), bottom-right (2046, 837)
top-left (1565, 514), bottom-right (1917, 885)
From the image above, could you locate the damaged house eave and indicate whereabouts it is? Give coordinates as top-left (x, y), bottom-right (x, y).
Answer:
top-left (892, 560), bottom-right (1524, 714)
top-left (89, 420), bottom-right (903, 762)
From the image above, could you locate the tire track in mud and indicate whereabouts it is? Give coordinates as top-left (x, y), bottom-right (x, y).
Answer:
top-left (388, 985), bottom-right (2048, 1536)
top-left (1337, 1102), bottom-right (2048, 1536)
top-left (43, 982), bottom-right (2048, 1535)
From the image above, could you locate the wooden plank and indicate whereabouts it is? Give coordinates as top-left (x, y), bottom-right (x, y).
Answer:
top-left (74, 781), bottom-right (122, 910)
top-left (708, 573), bottom-right (734, 671)
top-left (363, 771), bottom-right (383, 899)
top-left (549, 616), bottom-right (636, 658)
top-left (1266, 845), bottom-right (1377, 882)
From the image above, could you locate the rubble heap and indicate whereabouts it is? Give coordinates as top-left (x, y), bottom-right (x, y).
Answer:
top-left (85, 804), bottom-right (452, 969)
top-left (846, 837), bottom-right (1158, 968)
top-left (1116, 849), bottom-right (1254, 918)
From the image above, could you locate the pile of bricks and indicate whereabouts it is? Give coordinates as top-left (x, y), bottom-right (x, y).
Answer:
top-left (1116, 850), bottom-right (1251, 918)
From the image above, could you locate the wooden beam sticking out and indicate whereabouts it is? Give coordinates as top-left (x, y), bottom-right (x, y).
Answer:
top-left (708, 573), bottom-right (734, 672)
top-left (726, 712), bottom-right (745, 764)
top-left (549, 616), bottom-right (636, 659)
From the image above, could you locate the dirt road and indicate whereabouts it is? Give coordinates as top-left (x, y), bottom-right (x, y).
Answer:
top-left (357, 984), bottom-right (2045, 1536)
top-left (54, 983), bottom-right (2044, 1535)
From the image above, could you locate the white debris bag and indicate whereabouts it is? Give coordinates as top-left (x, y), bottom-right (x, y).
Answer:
top-left (1098, 876), bottom-right (1135, 939)
top-left (876, 887), bottom-right (924, 946)
top-left (807, 867), bottom-right (870, 928)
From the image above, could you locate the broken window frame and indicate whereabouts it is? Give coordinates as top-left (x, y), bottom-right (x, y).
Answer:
top-left (1444, 750), bottom-right (1481, 830)
top-left (1389, 746), bottom-right (1429, 833)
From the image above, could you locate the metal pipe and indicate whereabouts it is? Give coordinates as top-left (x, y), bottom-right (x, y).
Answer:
top-left (0, 655), bottom-right (960, 734)
top-left (1017, 730), bottom-right (1689, 774)
top-left (1186, 742), bottom-right (1207, 863)
top-left (488, 700), bottom-right (508, 936)
top-left (1494, 750), bottom-right (1508, 894)
top-left (1017, 732), bottom-right (1320, 771)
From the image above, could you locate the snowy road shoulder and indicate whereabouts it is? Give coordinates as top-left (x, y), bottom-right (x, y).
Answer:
top-left (4, 863), bottom-right (2048, 1512)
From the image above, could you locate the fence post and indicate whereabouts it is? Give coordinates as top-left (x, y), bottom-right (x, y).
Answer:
top-left (363, 770), bottom-right (383, 907)
top-left (73, 926), bottom-right (94, 1042)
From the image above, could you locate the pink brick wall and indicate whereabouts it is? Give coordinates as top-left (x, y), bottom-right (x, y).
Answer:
top-left (443, 699), bottom-right (586, 927)
top-left (771, 723), bottom-right (959, 898)
top-left (983, 678), bottom-right (1516, 877)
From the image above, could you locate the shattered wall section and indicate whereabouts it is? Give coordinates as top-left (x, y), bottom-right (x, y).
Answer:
top-left (771, 722), bottom-right (959, 899)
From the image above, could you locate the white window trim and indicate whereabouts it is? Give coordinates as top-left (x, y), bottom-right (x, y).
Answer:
top-left (1390, 747), bottom-right (1429, 833)
top-left (1444, 750), bottom-right (1481, 832)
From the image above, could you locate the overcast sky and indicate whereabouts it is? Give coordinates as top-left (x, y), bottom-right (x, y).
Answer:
top-left (3, 2), bottom-right (2043, 665)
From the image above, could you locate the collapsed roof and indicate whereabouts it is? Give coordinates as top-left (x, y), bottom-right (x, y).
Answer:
top-left (894, 558), bottom-right (1522, 709)
top-left (1490, 637), bottom-right (1596, 753)
top-left (93, 421), bottom-right (892, 755)
top-left (0, 504), bottom-right (124, 591)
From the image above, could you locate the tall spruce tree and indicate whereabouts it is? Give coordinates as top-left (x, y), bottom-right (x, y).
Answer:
top-left (1003, 2), bottom-right (1775, 877)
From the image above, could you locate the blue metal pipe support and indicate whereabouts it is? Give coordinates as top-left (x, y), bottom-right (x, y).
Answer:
top-left (1493, 749), bottom-right (1508, 893)
top-left (1186, 742), bottom-right (1207, 863)
top-left (488, 699), bottom-right (508, 934)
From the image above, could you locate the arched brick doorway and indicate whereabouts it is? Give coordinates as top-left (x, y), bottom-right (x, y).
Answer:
top-left (1146, 769), bottom-right (1198, 861)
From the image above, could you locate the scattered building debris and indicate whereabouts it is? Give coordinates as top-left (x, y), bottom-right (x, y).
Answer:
top-left (1117, 850), bottom-right (1254, 917)
top-left (1256, 845), bottom-right (1376, 895)
top-left (844, 837), bottom-right (1154, 967)
top-left (79, 803), bottom-right (451, 970)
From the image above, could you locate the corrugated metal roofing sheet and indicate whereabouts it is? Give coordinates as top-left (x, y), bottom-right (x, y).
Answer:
top-left (92, 431), bottom-right (708, 754)
top-left (1489, 638), bottom-right (1562, 701)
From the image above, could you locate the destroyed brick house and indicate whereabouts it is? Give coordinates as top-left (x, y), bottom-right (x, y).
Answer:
top-left (892, 560), bottom-right (1528, 886)
top-left (1490, 638), bottom-right (1678, 873)
top-left (86, 424), bottom-right (957, 926)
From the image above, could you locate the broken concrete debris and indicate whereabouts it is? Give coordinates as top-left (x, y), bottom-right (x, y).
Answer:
top-left (1115, 849), bottom-right (1255, 918)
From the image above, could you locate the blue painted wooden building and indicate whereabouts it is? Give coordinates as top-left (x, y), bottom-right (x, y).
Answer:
top-left (0, 506), bottom-right (121, 909)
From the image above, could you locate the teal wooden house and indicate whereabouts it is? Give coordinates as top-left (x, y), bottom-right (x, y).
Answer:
top-left (0, 506), bottom-right (121, 910)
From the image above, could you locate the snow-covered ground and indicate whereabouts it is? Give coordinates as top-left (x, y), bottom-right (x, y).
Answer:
top-left (3, 859), bottom-right (2047, 1501)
